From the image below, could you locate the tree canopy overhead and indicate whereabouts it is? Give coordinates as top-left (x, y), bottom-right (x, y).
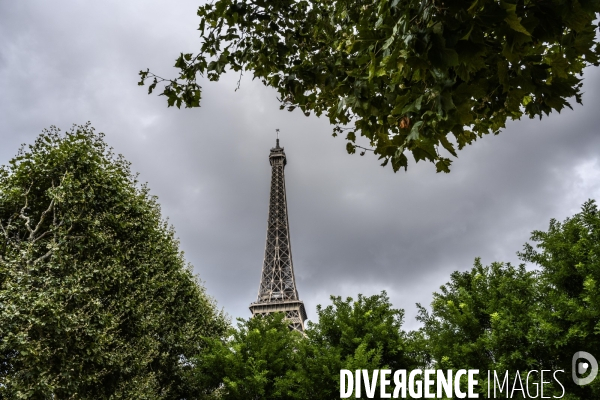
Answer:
top-left (139, 0), bottom-right (600, 172)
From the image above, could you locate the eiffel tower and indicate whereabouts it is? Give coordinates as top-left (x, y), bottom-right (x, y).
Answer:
top-left (249, 138), bottom-right (307, 332)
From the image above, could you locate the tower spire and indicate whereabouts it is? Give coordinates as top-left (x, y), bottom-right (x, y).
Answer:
top-left (249, 139), bottom-right (307, 332)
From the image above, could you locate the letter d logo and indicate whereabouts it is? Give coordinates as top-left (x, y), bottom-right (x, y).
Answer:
top-left (572, 351), bottom-right (598, 386)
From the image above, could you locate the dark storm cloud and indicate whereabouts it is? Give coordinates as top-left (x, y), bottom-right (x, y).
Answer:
top-left (1, 1), bottom-right (599, 329)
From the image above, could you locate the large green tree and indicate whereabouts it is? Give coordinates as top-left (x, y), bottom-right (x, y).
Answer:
top-left (139, 0), bottom-right (600, 172)
top-left (417, 200), bottom-right (600, 399)
top-left (416, 260), bottom-right (560, 398)
top-left (294, 292), bottom-right (419, 399)
top-left (519, 199), bottom-right (600, 397)
top-left (0, 124), bottom-right (228, 399)
top-left (192, 313), bottom-right (304, 400)
top-left (193, 292), bottom-right (418, 399)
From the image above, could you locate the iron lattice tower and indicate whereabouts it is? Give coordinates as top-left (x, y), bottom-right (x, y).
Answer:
top-left (249, 139), bottom-right (307, 332)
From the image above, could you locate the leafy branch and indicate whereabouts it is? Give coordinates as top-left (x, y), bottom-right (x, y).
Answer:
top-left (139, 0), bottom-right (600, 173)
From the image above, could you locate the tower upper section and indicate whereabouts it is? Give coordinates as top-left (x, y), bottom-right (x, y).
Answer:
top-left (257, 139), bottom-right (297, 302)
top-left (269, 138), bottom-right (287, 166)
top-left (249, 139), bottom-right (306, 332)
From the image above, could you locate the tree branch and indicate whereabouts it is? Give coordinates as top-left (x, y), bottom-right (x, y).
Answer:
top-left (18, 184), bottom-right (33, 236)
top-left (30, 198), bottom-right (54, 240)
top-left (33, 247), bottom-right (54, 265)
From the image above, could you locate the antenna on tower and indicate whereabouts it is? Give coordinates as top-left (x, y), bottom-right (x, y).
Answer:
top-left (275, 128), bottom-right (280, 147)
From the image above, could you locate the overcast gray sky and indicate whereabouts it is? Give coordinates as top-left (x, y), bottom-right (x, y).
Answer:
top-left (1, 1), bottom-right (599, 330)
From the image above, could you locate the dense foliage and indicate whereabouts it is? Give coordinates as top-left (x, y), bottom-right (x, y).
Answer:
top-left (417, 260), bottom-right (558, 397)
top-left (296, 293), bottom-right (419, 399)
top-left (417, 201), bottom-right (600, 398)
top-left (0, 124), bottom-right (227, 399)
top-left (1, 126), bottom-right (599, 398)
top-left (192, 292), bottom-right (417, 399)
top-left (519, 199), bottom-right (600, 397)
top-left (193, 202), bottom-right (600, 399)
top-left (139, 0), bottom-right (600, 172)
top-left (193, 313), bottom-right (304, 400)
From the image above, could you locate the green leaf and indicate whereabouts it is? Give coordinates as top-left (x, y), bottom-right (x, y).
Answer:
top-left (435, 158), bottom-right (452, 173)
top-left (503, 3), bottom-right (531, 36)
top-left (346, 142), bottom-right (356, 154)
top-left (408, 121), bottom-right (424, 141)
top-left (443, 49), bottom-right (459, 67)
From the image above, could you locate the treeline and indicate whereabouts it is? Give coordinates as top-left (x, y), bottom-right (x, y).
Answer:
top-left (1, 125), bottom-right (599, 399)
